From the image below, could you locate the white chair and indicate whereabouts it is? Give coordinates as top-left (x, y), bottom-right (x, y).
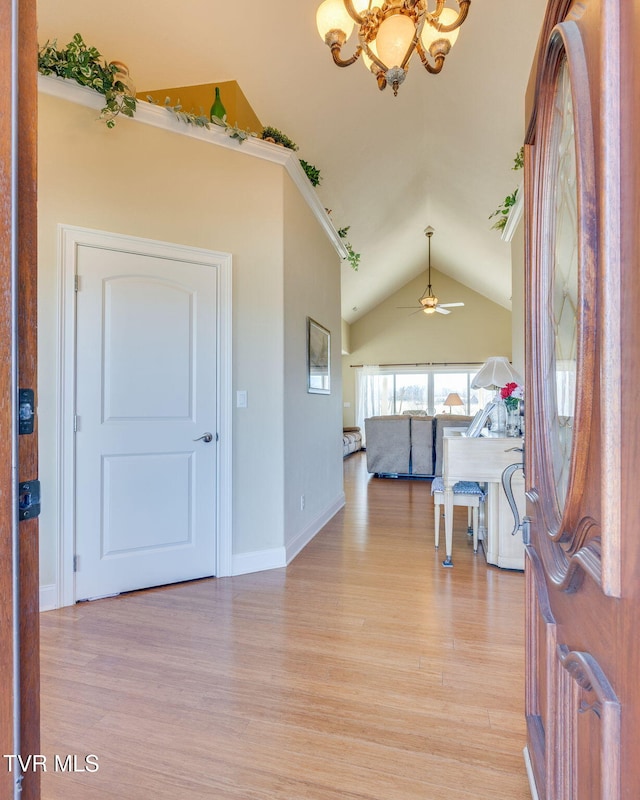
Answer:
top-left (431, 477), bottom-right (485, 567)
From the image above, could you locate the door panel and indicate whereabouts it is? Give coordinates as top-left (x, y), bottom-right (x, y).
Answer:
top-left (75, 245), bottom-right (218, 600)
top-left (524, 1), bottom-right (638, 797)
top-left (104, 277), bottom-right (194, 420)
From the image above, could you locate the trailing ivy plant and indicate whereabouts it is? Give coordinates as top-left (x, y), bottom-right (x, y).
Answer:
top-left (489, 147), bottom-right (524, 231)
top-left (338, 226), bottom-right (361, 271)
top-left (299, 159), bottom-right (321, 187)
top-left (147, 96), bottom-right (255, 143)
top-left (260, 126), bottom-right (323, 187)
top-left (38, 33), bottom-right (136, 128)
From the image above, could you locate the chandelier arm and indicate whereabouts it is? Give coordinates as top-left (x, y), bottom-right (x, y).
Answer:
top-left (422, 55), bottom-right (445, 75)
top-left (427, 0), bottom-right (470, 33)
top-left (330, 42), bottom-right (363, 67)
top-left (415, 40), bottom-right (446, 74)
top-left (343, 0), bottom-right (365, 25)
top-left (400, 16), bottom-right (425, 70)
top-left (360, 32), bottom-right (388, 73)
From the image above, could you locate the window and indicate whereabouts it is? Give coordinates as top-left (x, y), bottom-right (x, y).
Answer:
top-left (356, 366), bottom-right (492, 436)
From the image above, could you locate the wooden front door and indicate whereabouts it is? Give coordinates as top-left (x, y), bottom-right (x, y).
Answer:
top-left (0, 0), bottom-right (40, 798)
top-left (523, 1), bottom-right (640, 798)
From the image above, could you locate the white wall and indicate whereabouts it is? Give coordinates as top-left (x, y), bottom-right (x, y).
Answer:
top-left (38, 86), bottom-right (342, 598)
top-left (342, 268), bottom-right (513, 426)
top-left (283, 179), bottom-right (345, 560)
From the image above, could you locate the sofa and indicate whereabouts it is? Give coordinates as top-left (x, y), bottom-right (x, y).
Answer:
top-left (364, 414), bottom-right (473, 477)
top-left (343, 426), bottom-right (363, 458)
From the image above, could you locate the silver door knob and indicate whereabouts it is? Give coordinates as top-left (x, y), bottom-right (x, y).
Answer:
top-left (193, 432), bottom-right (214, 443)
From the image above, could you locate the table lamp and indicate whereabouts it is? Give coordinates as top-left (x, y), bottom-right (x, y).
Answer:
top-left (443, 392), bottom-right (465, 413)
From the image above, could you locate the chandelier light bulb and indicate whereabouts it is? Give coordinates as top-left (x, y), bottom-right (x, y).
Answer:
top-left (375, 14), bottom-right (415, 68)
top-left (421, 7), bottom-right (461, 52)
top-left (316, 0), bottom-right (354, 43)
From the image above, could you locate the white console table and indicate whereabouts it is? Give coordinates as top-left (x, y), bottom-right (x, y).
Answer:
top-left (442, 429), bottom-right (525, 570)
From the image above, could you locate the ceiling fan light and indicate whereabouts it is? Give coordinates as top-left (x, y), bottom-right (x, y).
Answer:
top-left (316, 0), bottom-right (354, 43)
top-left (423, 306), bottom-right (436, 315)
top-left (375, 14), bottom-right (415, 68)
top-left (421, 7), bottom-right (461, 52)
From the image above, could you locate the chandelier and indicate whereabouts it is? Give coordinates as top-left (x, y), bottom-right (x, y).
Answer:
top-left (316, 0), bottom-right (470, 95)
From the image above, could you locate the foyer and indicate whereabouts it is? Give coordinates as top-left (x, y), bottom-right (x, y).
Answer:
top-left (39, 453), bottom-right (528, 799)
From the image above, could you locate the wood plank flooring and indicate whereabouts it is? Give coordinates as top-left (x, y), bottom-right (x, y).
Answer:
top-left (39, 452), bottom-right (529, 799)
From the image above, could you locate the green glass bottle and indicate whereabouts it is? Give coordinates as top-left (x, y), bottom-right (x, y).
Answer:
top-left (210, 86), bottom-right (226, 122)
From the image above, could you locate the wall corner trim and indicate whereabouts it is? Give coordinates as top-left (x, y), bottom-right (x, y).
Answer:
top-left (232, 548), bottom-right (287, 576)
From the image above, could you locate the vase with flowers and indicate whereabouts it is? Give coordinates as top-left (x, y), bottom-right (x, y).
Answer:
top-left (501, 382), bottom-right (524, 436)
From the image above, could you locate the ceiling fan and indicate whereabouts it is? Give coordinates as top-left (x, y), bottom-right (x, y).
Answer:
top-left (399, 226), bottom-right (465, 316)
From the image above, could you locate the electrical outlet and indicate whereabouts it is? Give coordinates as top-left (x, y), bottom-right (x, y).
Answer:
top-left (300, 495), bottom-right (305, 511)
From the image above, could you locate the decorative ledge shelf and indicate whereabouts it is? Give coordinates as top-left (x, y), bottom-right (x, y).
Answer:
top-left (38, 73), bottom-right (348, 259)
top-left (501, 180), bottom-right (524, 242)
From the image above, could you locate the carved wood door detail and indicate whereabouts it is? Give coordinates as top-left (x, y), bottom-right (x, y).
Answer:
top-left (523, 1), bottom-right (640, 798)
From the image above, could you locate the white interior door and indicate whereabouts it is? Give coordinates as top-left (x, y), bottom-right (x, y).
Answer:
top-left (74, 243), bottom-right (218, 600)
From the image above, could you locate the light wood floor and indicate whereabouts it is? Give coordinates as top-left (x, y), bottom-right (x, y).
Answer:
top-left (40, 452), bottom-right (529, 800)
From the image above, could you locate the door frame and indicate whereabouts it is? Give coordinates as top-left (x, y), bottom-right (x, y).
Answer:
top-left (56, 225), bottom-right (233, 608)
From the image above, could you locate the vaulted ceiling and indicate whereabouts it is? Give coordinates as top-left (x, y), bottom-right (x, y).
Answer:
top-left (37, 0), bottom-right (547, 323)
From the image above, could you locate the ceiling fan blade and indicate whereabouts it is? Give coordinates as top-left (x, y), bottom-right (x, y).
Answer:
top-left (439, 302), bottom-right (465, 308)
top-left (435, 306), bottom-right (451, 315)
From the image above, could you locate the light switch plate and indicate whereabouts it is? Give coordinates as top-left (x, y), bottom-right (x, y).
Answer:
top-left (236, 390), bottom-right (248, 408)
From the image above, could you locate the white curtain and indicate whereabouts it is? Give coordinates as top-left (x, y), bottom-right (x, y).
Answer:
top-left (355, 366), bottom-right (382, 445)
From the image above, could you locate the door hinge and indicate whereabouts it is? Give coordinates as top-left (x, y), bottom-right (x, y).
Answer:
top-left (73, 555), bottom-right (79, 573)
top-left (74, 274), bottom-right (80, 292)
top-left (522, 517), bottom-right (531, 546)
top-left (74, 414), bottom-right (79, 433)
top-left (18, 480), bottom-right (41, 521)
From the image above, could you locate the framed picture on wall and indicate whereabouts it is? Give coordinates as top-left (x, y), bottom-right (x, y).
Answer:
top-left (307, 317), bottom-right (330, 394)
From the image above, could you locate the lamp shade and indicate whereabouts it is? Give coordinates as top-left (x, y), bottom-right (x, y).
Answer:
top-left (443, 392), bottom-right (464, 408)
top-left (421, 7), bottom-right (461, 52)
top-left (316, 0), bottom-right (354, 41)
top-left (375, 13), bottom-right (415, 67)
top-left (471, 357), bottom-right (524, 389)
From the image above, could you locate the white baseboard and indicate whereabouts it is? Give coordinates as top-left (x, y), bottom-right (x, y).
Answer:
top-left (286, 492), bottom-right (346, 564)
top-left (39, 584), bottom-right (58, 612)
top-left (231, 547), bottom-right (287, 576)
top-left (42, 493), bottom-right (346, 589)
top-left (523, 746), bottom-right (540, 800)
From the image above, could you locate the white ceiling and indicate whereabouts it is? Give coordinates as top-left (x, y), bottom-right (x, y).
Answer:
top-left (37, 0), bottom-right (547, 324)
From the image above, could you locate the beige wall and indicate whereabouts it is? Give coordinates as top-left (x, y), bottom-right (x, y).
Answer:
top-left (283, 179), bottom-right (344, 549)
top-left (342, 268), bottom-right (512, 426)
top-left (38, 90), bottom-right (341, 591)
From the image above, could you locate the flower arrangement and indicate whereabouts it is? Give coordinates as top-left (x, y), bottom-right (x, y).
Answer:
top-left (500, 382), bottom-right (524, 410)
